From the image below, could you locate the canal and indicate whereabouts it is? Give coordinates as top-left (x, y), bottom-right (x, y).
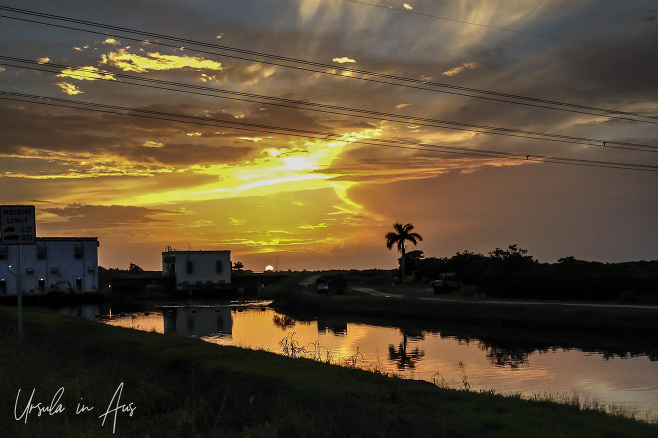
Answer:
top-left (61, 300), bottom-right (658, 421)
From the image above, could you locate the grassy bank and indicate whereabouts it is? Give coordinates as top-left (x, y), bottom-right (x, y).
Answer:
top-left (1, 307), bottom-right (657, 437)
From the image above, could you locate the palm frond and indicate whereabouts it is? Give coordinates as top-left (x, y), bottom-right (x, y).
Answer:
top-left (385, 223), bottom-right (423, 253)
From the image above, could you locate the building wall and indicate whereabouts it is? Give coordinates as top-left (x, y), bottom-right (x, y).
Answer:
top-left (162, 250), bottom-right (231, 290)
top-left (0, 238), bottom-right (99, 294)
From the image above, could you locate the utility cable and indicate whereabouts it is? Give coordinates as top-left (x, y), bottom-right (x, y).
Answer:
top-left (1, 91), bottom-right (656, 172)
top-left (1, 6), bottom-right (657, 125)
top-left (2, 57), bottom-right (657, 154)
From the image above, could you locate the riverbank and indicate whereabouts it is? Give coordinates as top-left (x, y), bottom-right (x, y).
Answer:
top-left (1, 306), bottom-right (656, 437)
top-left (0, 292), bottom-right (105, 307)
top-left (266, 279), bottom-right (658, 337)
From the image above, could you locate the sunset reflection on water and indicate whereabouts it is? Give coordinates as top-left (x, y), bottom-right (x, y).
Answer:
top-left (104, 311), bottom-right (164, 334)
top-left (101, 305), bottom-right (658, 421)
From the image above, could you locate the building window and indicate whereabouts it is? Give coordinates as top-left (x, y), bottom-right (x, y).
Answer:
top-left (216, 260), bottom-right (223, 273)
top-left (37, 244), bottom-right (47, 260)
top-left (74, 244), bottom-right (84, 260)
top-left (186, 259), bottom-right (194, 274)
top-left (0, 246), bottom-right (7, 261)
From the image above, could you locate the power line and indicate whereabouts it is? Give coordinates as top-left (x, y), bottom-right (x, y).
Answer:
top-left (1, 6), bottom-right (657, 125)
top-left (343, 0), bottom-right (652, 57)
top-left (1, 91), bottom-right (656, 172)
top-left (3, 56), bottom-right (658, 154)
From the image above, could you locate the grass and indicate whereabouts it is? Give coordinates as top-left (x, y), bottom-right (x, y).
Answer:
top-left (1, 306), bottom-right (657, 437)
top-left (277, 331), bottom-right (656, 423)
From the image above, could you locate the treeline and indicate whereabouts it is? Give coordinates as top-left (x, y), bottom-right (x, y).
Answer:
top-left (406, 245), bottom-right (658, 303)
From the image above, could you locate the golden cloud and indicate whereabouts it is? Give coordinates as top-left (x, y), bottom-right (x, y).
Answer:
top-left (3, 147), bottom-right (174, 180)
top-left (142, 141), bottom-right (164, 148)
top-left (442, 62), bottom-right (481, 77)
top-left (333, 57), bottom-right (356, 64)
top-left (57, 66), bottom-right (116, 81)
top-left (113, 131), bottom-right (368, 207)
top-left (299, 222), bottom-right (328, 230)
top-left (56, 82), bottom-right (84, 95)
top-left (102, 49), bottom-right (223, 73)
top-left (200, 73), bottom-right (217, 82)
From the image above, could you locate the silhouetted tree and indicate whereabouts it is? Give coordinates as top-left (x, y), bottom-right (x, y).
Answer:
top-left (488, 244), bottom-right (534, 268)
top-left (233, 261), bottom-right (244, 271)
top-left (128, 262), bottom-right (144, 273)
top-left (401, 250), bottom-right (424, 277)
top-left (385, 223), bottom-right (423, 280)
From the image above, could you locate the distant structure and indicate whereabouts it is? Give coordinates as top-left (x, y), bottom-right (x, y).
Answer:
top-left (0, 237), bottom-right (99, 294)
top-left (162, 248), bottom-right (231, 291)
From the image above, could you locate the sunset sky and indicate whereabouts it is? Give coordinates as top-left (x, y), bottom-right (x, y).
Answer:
top-left (1, 0), bottom-right (656, 271)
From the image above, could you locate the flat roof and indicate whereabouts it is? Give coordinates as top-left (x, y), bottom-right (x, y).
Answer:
top-left (1, 237), bottom-right (100, 247)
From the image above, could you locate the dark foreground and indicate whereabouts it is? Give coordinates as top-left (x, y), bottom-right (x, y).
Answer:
top-left (0, 307), bottom-right (656, 437)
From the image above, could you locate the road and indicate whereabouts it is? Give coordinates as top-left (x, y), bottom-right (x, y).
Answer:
top-left (351, 286), bottom-right (658, 310)
top-left (351, 286), bottom-right (403, 298)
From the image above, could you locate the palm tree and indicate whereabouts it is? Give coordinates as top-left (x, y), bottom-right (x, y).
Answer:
top-left (385, 223), bottom-right (423, 282)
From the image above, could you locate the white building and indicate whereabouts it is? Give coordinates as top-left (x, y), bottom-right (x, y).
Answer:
top-left (162, 249), bottom-right (231, 291)
top-left (0, 237), bottom-right (99, 294)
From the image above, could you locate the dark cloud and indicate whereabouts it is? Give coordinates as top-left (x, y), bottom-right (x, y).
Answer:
top-left (41, 203), bottom-right (177, 229)
top-left (0, 102), bottom-right (122, 154)
top-left (646, 10), bottom-right (658, 22)
top-left (124, 142), bottom-right (254, 166)
top-left (0, 101), bottom-right (255, 165)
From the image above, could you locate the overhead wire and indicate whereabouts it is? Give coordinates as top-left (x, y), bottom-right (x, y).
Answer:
top-left (1, 6), bottom-right (657, 125)
top-left (1, 7), bottom-right (656, 173)
top-left (3, 57), bottom-right (657, 155)
top-left (2, 91), bottom-right (656, 172)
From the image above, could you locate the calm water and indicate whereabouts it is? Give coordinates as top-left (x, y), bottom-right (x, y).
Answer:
top-left (62, 302), bottom-right (658, 421)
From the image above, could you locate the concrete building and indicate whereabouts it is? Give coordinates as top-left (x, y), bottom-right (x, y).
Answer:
top-left (162, 249), bottom-right (231, 291)
top-left (0, 237), bottom-right (99, 294)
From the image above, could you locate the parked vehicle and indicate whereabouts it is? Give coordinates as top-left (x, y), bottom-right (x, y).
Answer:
top-left (431, 273), bottom-right (461, 294)
top-left (316, 276), bottom-right (346, 295)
